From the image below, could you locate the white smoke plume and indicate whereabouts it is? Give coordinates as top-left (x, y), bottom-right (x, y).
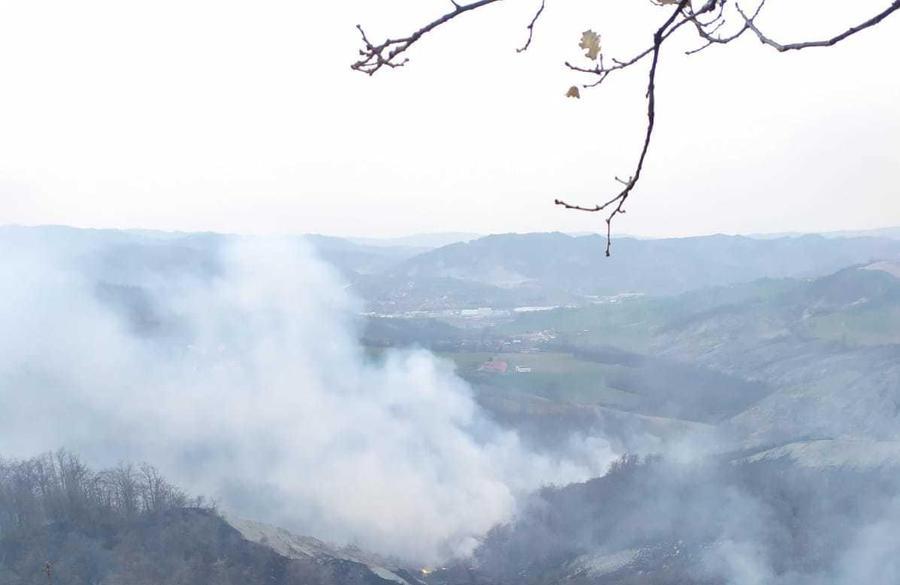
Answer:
top-left (0, 236), bottom-right (614, 563)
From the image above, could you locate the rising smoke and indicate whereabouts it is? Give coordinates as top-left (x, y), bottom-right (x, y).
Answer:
top-left (0, 235), bottom-right (614, 563)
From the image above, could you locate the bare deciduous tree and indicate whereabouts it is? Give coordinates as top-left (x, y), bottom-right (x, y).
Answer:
top-left (352, 0), bottom-right (900, 254)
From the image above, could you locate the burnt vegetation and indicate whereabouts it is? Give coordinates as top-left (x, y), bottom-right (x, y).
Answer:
top-left (0, 452), bottom-right (207, 584)
top-left (0, 451), bottom-right (200, 538)
top-left (0, 452), bottom-right (408, 585)
top-left (458, 453), bottom-right (900, 585)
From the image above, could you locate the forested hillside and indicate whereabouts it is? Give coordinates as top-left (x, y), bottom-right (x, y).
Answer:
top-left (0, 453), bottom-right (402, 585)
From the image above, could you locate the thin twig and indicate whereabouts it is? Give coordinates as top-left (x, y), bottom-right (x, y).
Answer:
top-left (517, 0), bottom-right (546, 53)
top-left (738, 0), bottom-right (900, 52)
top-left (685, 0), bottom-right (765, 54)
top-left (351, 0), bottom-right (503, 75)
top-left (564, 11), bottom-right (697, 88)
top-left (557, 0), bottom-right (715, 255)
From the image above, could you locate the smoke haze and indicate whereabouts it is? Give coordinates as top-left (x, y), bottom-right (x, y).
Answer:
top-left (0, 237), bottom-right (616, 563)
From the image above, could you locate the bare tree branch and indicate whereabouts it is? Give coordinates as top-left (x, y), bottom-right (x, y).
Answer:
top-left (517, 1), bottom-right (546, 53)
top-left (351, 0), bottom-right (502, 75)
top-left (563, 4), bottom-right (705, 90)
top-left (351, 0), bottom-right (900, 255)
top-left (556, 0), bottom-right (719, 256)
top-left (738, 0), bottom-right (900, 52)
top-left (685, 0), bottom-right (762, 55)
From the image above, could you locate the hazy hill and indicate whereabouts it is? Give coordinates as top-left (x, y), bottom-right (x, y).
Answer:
top-left (304, 235), bottom-right (425, 276)
top-left (490, 262), bottom-right (900, 451)
top-left (390, 232), bottom-right (900, 297)
top-left (347, 233), bottom-right (480, 249)
top-left (0, 226), bottom-right (423, 282)
top-left (453, 453), bottom-right (900, 585)
top-left (0, 453), bottom-right (414, 585)
top-left (6, 226), bottom-right (900, 313)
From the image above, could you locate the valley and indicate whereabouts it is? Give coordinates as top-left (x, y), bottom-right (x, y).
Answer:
top-left (3, 226), bottom-right (900, 584)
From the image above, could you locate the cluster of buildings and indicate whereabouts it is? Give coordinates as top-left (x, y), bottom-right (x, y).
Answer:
top-left (477, 359), bottom-right (532, 374)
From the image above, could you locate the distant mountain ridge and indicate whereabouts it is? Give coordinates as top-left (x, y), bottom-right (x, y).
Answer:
top-left (4, 225), bottom-right (900, 312)
top-left (385, 231), bottom-right (900, 299)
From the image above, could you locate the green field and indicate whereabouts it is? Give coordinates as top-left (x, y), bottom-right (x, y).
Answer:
top-left (493, 302), bottom-right (662, 352)
top-left (437, 351), bottom-right (643, 409)
top-left (493, 279), bottom-right (805, 353)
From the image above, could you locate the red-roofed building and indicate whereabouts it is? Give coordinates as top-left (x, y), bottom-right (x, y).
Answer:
top-left (478, 359), bottom-right (508, 374)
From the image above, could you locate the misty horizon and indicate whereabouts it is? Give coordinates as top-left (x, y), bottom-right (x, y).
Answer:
top-left (4, 221), bottom-right (900, 243)
top-left (2, 0), bottom-right (899, 583)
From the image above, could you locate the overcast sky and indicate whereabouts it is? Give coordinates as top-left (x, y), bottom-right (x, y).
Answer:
top-left (0, 0), bottom-right (897, 238)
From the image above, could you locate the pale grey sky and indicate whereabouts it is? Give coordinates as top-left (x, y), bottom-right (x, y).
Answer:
top-left (0, 0), bottom-right (898, 238)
